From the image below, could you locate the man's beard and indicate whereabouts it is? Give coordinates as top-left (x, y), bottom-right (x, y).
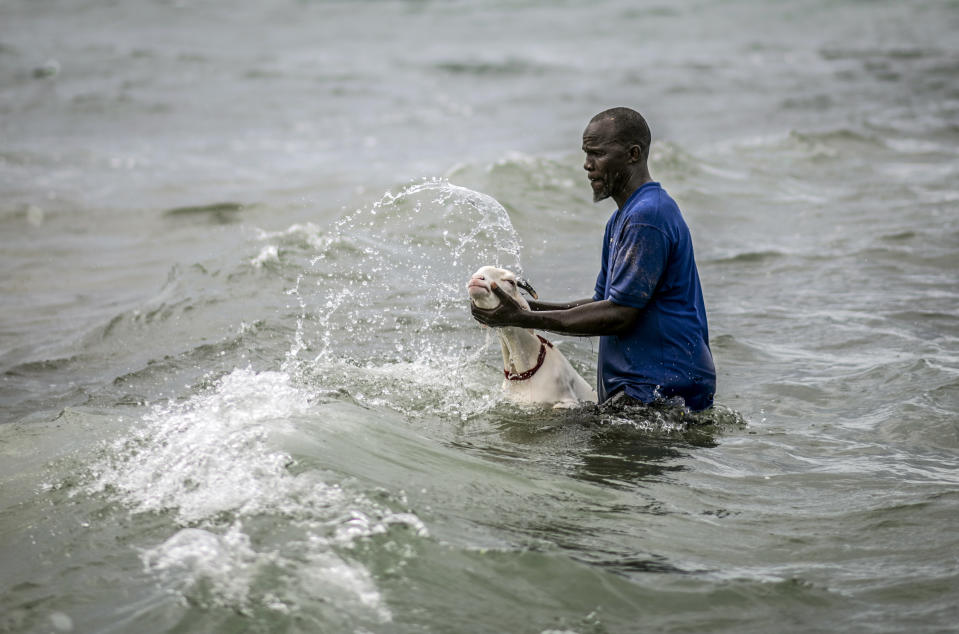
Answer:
top-left (592, 171), bottom-right (621, 203)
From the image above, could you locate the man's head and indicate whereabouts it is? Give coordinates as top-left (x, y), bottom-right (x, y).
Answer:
top-left (582, 107), bottom-right (651, 205)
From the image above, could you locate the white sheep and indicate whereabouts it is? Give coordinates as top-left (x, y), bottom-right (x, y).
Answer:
top-left (467, 265), bottom-right (597, 408)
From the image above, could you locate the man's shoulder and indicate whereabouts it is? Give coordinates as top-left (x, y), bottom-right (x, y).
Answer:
top-left (623, 183), bottom-right (684, 231)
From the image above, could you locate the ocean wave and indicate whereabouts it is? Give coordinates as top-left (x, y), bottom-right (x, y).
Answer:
top-left (434, 56), bottom-right (556, 77)
top-left (83, 367), bottom-right (427, 620)
top-left (163, 201), bottom-right (248, 224)
top-left (819, 45), bottom-right (943, 62)
top-left (705, 249), bottom-right (788, 265)
top-left (774, 129), bottom-right (887, 160)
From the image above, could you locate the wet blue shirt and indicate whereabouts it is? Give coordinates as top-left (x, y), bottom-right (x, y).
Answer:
top-left (593, 182), bottom-right (716, 410)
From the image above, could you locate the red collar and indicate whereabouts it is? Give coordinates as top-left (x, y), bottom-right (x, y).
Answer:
top-left (504, 335), bottom-right (553, 381)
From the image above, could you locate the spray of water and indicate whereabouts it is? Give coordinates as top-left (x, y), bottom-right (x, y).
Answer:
top-left (282, 178), bottom-right (526, 420)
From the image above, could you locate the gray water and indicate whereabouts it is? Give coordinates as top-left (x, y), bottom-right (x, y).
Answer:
top-left (2, 1), bottom-right (958, 632)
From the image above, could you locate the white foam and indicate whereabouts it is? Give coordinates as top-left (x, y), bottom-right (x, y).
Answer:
top-left (296, 540), bottom-right (394, 623)
top-left (253, 222), bottom-right (328, 250)
top-left (48, 612), bottom-right (73, 632)
top-left (90, 368), bottom-right (309, 523)
top-left (333, 509), bottom-right (429, 547)
top-left (338, 354), bottom-right (498, 420)
top-left (141, 520), bottom-right (394, 621)
top-left (250, 244), bottom-right (279, 268)
top-left (143, 524), bottom-right (262, 608)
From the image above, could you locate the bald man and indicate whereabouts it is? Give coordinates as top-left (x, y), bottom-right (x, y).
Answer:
top-left (472, 107), bottom-right (715, 411)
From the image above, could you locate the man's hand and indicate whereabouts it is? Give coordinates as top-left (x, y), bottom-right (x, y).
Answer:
top-left (470, 282), bottom-right (527, 328)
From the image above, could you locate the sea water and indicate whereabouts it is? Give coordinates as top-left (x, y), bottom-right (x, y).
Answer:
top-left (1, 1), bottom-right (957, 632)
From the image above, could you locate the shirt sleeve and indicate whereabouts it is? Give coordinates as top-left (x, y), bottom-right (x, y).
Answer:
top-left (605, 222), bottom-right (669, 309)
top-left (593, 219), bottom-right (612, 301)
top-left (593, 277), bottom-right (606, 301)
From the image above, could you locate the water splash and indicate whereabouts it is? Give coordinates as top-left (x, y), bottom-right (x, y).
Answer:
top-left (89, 368), bottom-right (309, 522)
top-left (85, 367), bottom-right (424, 621)
top-left (282, 178), bottom-right (526, 420)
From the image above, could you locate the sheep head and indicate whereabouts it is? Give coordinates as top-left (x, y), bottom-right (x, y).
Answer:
top-left (467, 266), bottom-right (538, 310)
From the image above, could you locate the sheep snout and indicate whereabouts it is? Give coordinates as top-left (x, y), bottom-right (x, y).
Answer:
top-left (468, 266), bottom-right (530, 311)
top-left (467, 280), bottom-right (498, 309)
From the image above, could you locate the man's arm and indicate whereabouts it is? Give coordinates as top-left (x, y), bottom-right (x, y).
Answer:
top-left (527, 297), bottom-right (595, 311)
top-left (471, 283), bottom-right (641, 337)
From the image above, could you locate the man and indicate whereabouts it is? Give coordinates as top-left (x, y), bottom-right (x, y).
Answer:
top-left (471, 107), bottom-right (715, 411)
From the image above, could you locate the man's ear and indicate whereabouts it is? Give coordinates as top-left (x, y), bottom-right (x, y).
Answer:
top-left (627, 143), bottom-right (643, 163)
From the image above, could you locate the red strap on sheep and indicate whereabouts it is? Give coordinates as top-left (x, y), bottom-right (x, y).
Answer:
top-left (504, 335), bottom-right (553, 381)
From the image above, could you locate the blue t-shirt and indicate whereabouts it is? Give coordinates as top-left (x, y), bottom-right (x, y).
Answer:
top-left (593, 182), bottom-right (716, 410)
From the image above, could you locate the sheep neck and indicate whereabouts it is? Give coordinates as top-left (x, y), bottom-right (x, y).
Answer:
top-left (498, 327), bottom-right (547, 378)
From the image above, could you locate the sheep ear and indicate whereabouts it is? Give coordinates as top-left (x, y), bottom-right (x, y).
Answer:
top-left (516, 277), bottom-right (538, 300)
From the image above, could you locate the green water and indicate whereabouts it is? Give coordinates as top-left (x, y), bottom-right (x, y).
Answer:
top-left (2, 1), bottom-right (958, 632)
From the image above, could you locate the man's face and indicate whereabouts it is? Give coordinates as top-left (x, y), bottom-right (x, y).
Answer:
top-left (582, 118), bottom-right (629, 203)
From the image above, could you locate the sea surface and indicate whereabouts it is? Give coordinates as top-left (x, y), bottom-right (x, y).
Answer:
top-left (1, 1), bottom-right (958, 632)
